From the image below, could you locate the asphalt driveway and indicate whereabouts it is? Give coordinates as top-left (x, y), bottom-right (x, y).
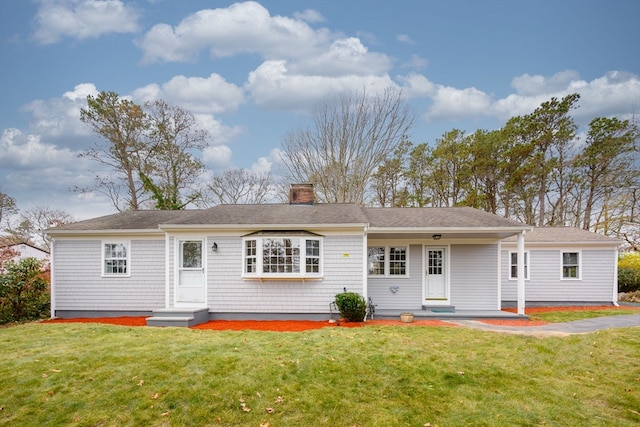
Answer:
top-left (450, 313), bottom-right (640, 336)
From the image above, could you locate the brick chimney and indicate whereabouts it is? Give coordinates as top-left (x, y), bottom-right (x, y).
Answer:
top-left (289, 183), bottom-right (315, 205)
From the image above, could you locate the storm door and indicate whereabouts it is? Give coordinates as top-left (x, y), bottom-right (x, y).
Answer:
top-left (176, 240), bottom-right (205, 305)
top-left (425, 247), bottom-right (448, 301)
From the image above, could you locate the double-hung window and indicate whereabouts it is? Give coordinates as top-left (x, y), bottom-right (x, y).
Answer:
top-left (562, 251), bottom-right (581, 279)
top-left (509, 251), bottom-right (529, 280)
top-left (103, 242), bottom-right (129, 276)
top-left (368, 246), bottom-right (408, 276)
top-left (243, 232), bottom-right (322, 279)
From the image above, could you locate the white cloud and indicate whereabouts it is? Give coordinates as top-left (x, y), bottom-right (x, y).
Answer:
top-left (193, 114), bottom-right (245, 147)
top-left (251, 148), bottom-right (283, 174)
top-left (425, 86), bottom-right (493, 121)
top-left (291, 37), bottom-right (391, 77)
top-left (32, 0), bottom-right (140, 45)
top-left (202, 144), bottom-right (233, 168)
top-left (402, 54), bottom-right (428, 70)
top-left (0, 128), bottom-right (89, 174)
top-left (398, 73), bottom-right (437, 98)
top-left (132, 73), bottom-right (245, 114)
top-left (293, 9), bottom-right (324, 23)
top-left (21, 83), bottom-right (97, 139)
top-left (136, 1), bottom-right (331, 63)
top-left (396, 34), bottom-right (414, 44)
top-left (492, 70), bottom-right (640, 122)
top-left (511, 70), bottom-right (581, 96)
top-left (246, 60), bottom-right (397, 112)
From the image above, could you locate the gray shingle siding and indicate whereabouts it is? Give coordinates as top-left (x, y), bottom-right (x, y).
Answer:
top-left (501, 248), bottom-right (617, 303)
top-left (450, 244), bottom-right (499, 310)
top-left (53, 239), bottom-right (166, 312)
top-left (367, 244), bottom-right (423, 311)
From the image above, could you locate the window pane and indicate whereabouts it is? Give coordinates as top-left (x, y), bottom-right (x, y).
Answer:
top-left (104, 243), bottom-right (127, 274)
top-left (428, 250), bottom-right (442, 275)
top-left (368, 247), bottom-right (385, 275)
top-left (181, 241), bottom-right (202, 268)
top-left (262, 238), bottom-right (300, 274)
top-left (562, 252), bottom-right (579, 278)
top-left (389, 247), bottom-right (406, 275)
top-left (510, 252), bottom-right (528, 279)
top-left (306, 240), bottom-right (320, 273)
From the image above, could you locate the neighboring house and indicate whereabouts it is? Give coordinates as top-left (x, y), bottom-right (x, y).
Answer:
top-left (46, 184), bottom-right (615, 326)
top-left (0, 242), bottom-right (50, 266)
top-left (501, 227), bottom-right (620, 307)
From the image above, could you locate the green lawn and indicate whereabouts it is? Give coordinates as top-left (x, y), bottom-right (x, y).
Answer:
top-left (1, 322), bottom-right (639, 426)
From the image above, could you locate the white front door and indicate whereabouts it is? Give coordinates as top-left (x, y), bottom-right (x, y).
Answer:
top-left (176, 240), bottom-right (205, 306)
top-left (425, 247), bottom-right (448, 302)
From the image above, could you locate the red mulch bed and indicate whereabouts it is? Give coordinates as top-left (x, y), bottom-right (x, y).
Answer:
top-left (43, 306), bottom-right (639, 331)
top-left (44, 317), bottom-right (454, 331)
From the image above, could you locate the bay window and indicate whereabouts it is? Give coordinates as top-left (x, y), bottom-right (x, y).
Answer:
top-left (243, 233), bottom-right (322, 278)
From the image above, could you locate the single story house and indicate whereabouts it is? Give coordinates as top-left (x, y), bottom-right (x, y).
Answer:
top-left (500, 227), bottom-right (620, 307)
top-left (46, 185), bottom-right (619, 326)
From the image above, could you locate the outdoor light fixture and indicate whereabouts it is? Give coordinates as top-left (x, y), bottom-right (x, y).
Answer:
top-left (211, 242), bottom-right (218, 252)
top-left (432, 234), bottom-right (442, 240)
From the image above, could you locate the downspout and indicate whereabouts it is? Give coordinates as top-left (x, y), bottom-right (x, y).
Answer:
top-left (517, 230), bottom-right (526, 316)
top-left (362, 225), bottom-right (368, 321)
top-left (49, 238), bottom-right (56, 318)
top-left (165, 233), bottom-right (170, 308)
top-left (613, 248), bottom-right (619, 307)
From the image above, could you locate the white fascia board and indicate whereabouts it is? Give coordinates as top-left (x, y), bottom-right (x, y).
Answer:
top-left (158, 223), bottom-right (368, 232)
top-left (501, 240), bottom-right (621, 249)
top-left (368, 226), bottom-right (532, 234)
top-left (45, 229), bottom-right (166, 239)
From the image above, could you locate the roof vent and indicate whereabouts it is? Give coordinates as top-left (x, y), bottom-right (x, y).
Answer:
top-left (289, 183), bottom-right (315, 205)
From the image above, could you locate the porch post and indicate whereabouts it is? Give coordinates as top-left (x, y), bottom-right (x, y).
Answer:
top-left (517, 230), bottom-right (526, 316)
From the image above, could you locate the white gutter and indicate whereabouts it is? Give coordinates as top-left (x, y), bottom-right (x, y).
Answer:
top-left (362, 227), bottom-right (368, 320)
top-left (517, 230), bottom-right (526, 316)
top-left (613, 248), bottom-right (619, 306)
top-left (49, 238), bottom-right (56, 318)
top-left (165, 233), bottom-right (170, 308)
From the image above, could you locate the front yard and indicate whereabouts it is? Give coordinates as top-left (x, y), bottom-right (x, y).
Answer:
top-left (1, 317), bottom-right (639, 426)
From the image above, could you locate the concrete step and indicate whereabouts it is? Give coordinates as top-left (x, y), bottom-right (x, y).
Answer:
top-left (146, 316), bottom-right (195, 327)
top-left (146, 307), bottom-right (209, 327)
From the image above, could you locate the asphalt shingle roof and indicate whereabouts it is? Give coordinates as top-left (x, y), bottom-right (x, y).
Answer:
top-left (502, 226), bottom-right (620, 243)
top-left (47, 203), bottom-right (527, 233)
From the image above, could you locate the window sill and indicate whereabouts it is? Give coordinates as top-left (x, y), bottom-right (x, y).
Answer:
top-left (242, 276), bottom-right (323, 282)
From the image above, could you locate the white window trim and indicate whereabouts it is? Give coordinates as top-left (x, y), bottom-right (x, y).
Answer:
top-left (101, 240), bottom-right (130, 277)
top-left (242, 236), bottom-right (323, 279)
top-left (367, 246), bottom-right (410, 278)
top-left (508, 251), bottom-right (530, 280)
top-left (560, 250), bottom-right (582, 280)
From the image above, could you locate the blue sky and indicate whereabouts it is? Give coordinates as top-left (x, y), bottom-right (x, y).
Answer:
top-left (1, 0), bottom-right (639, 220)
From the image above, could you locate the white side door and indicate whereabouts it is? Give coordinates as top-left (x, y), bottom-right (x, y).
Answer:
top-left (425, 247), bottom-right (448, 301)
top-left (176, 240), bottom-right (205, 306)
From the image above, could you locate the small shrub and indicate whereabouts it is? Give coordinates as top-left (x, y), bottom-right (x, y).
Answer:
top-left (334, 292), bottom-right (367, 322)
top-left (0, 257), bottom-right (50, 324)
top-left (618, 252), bottom-right (640, 293)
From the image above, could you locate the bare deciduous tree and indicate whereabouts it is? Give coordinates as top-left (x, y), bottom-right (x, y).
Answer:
top-left (202, 169), bottom-right (275, 205)
top-left (280, 87), bottom-right (415, 204)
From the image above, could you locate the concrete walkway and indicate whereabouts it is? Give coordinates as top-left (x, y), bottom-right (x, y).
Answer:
top-left (448, 313), bottom-right (640, 336)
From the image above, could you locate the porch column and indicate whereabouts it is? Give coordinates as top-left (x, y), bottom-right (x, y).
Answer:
top-left (517, 230), bottom-right (526, 316)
